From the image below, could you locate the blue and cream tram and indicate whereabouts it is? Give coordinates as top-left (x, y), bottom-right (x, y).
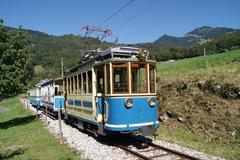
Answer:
top-left (64, 47), bottom-right (159, 136)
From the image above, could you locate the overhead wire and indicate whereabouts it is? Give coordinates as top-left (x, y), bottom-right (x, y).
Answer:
top-left (82, 0), bottom-right (135, 44)
top-left (113, 0), bottom-right (161, 32)
top-left (98, 0), bottom-right (135, 27)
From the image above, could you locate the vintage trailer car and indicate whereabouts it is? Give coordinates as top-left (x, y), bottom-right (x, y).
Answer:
top-left (40, 78), bottom-right (64, 115)
top-left (29, 83), bottom-right (42, 107)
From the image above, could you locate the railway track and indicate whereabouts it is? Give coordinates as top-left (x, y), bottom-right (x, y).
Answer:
top-left (22, 99), bottom-right (203, 160)
top-left (41, 110), bottom-right (57, 120)
top-left (117, 137), bottom-right (202, 160)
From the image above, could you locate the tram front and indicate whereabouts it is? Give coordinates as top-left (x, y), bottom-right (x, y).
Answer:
top-left (95, 47), bottom-right (159, 136)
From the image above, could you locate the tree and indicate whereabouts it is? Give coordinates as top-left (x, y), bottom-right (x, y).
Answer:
top-left (0, 19), bottom-right (34, 99)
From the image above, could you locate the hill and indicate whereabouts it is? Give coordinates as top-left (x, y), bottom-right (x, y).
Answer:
top-left (30, 34), bottom-right (111, 78)
top-left (154, 26), bottom-right (240, 47)
top-left (4, 25), bottom-right (240, 79)
top-left (156, 49), bottom-right (240, 159)
top-left (4, 26), bottom-right (111, 78)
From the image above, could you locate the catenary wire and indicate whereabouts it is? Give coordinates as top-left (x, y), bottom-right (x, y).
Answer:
top-left (114, 0), bottom-right (160, 32)
top-left (98, 0), bottom-right (135, 27)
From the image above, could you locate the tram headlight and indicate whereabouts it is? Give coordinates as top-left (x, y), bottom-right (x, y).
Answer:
top-left (125, 98), bottom-right (133, 108)
top-left (148, 97), bottom-right (156, 107)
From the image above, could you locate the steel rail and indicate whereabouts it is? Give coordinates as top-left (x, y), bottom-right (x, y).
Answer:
top-left (134, 137), bottom-right (202, 160)
top-left (118, 144), bottom-right (151, 160)
top-left (41, 111), bottom-right (57, 120)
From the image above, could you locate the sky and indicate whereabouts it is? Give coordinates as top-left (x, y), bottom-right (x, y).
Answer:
top-left (0, 0), bottom-right (240, 44)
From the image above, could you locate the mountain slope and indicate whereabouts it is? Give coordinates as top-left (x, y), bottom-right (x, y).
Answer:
top-left (4, 25), bottom-right (240, 79)
top-left (154, 26), bottom-right (240, 47)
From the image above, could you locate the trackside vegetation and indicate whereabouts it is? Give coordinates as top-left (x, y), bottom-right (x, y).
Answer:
top-left (0, 97), bottom-right (80, 160)
top-left (156, 49), bottom-right (240, 160)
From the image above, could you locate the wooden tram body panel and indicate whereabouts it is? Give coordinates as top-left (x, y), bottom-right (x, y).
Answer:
top-left (64, 47), bottom-right (159, 136)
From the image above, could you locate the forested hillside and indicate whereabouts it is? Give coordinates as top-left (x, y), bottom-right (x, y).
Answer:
top-left (4, 25), bottom-right (240, 80)
top-left (140, 32), bottom-right (240, 61)
top-left (154, 26), bottom-right (240, 47)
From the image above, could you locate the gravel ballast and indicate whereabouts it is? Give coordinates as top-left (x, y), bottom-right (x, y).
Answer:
top-left (20, 99), bottom-right (224, 160)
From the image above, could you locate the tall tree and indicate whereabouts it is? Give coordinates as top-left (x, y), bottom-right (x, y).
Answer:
top-left (0, 19), bottom-right (34, 99)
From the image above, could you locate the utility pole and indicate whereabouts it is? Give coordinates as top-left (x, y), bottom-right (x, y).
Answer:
top-left (58, 58), bottom-right (64, 137)
top-left (204, 47), bottom-right (208, 69)
top-left (45, 105), bottom-right (48, 122)
top-left (61, 58), bottom-right (64, 78)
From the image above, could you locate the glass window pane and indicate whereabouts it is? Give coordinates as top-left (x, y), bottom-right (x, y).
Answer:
top-left (88, 71), bottom-right (92, 93)
top-left (78, 74), bottom-right (81, 94)
top-left (83, 73), bottom-right (86, 94)
top-left (150, 64), bottom-right (156, 93)
top-left (96, 66), bottom-right (104, 93)
top-left (67, 78), bottom-right (70, 94)
top-left (131, 63), bottom-right (147, 93)
top-left (113, 63), bottom-right (128, 93)
top-left (64, 78), bottom-right (67, 95)
top-left (74, 76), bottom-right (77, 94)
top-left (106, 64), bottom-right (110, 94)
top-left (71, 77), bottom-right (74, 94)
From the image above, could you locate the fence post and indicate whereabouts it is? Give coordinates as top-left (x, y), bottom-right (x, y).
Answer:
top-left (204, 47), bottom-right (208, 69)
top-left (45, 106), bottom-right (48, 122)
top-left (36, 105), bottom-right (39, 119)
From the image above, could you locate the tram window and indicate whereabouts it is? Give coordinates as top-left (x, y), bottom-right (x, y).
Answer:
top-left (87, 71), bottom-right (92, 93)
top-left (64, 78), bottom-right (67, 94)
top-left (71, 77), bottom-right (74, 94)
top-left (68, 78), bottom-right (71, 94)
top-left (67, 78), bottom-right (70, 94)
top-left (78, 74), bottom-right (81, 94)
top-left (106, 64), bottom-right (110, 94)
top-left (74, 75), bottom-right (77, 94)
top-left (113, 63), bottom-right (128, 93)
top-left (55, 87), bottom-right (58, 95)
top-left (83, 73), bottom-right (87, 94)
top-left (131, 63), bottom-right (147, 93)
top-left (150, 64), bottom-right (155, 93)
top-left (96, 66), bottom-right (104, 93)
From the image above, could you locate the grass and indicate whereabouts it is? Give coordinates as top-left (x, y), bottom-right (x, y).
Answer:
top-left (157, 49), bottom-right (240, 77)
top-left (0, 97), bottom-right (80, 160)
top-left (156, 49), bottom-right (240, 160)
top-left (158, 122), bottom-right (240, 159)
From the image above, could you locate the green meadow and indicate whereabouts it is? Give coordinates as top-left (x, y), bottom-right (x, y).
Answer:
top-left (0, 97), bottom-right (80, 160)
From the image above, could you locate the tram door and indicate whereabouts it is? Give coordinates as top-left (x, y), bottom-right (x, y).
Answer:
top-left (96, 66), bottom-right (105, 123)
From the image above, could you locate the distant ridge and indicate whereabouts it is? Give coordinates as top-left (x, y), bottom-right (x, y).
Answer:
top-left (3, 25), bottom-right (239, 78)
top-left (154, 26), bottom-right (240, 47)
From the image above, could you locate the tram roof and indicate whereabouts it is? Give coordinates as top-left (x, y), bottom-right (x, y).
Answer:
top-left (66, 46), bottom-right (156, 74)
top-left (36, 77), bottom-right (63, 87)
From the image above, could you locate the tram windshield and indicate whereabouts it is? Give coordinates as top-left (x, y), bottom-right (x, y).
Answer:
top-left (111, 62), bottom-right (156, 94)
top-left (131, 63), bottom-right (147, 93)
top-left (112, 63), bottom-right (128, 93)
